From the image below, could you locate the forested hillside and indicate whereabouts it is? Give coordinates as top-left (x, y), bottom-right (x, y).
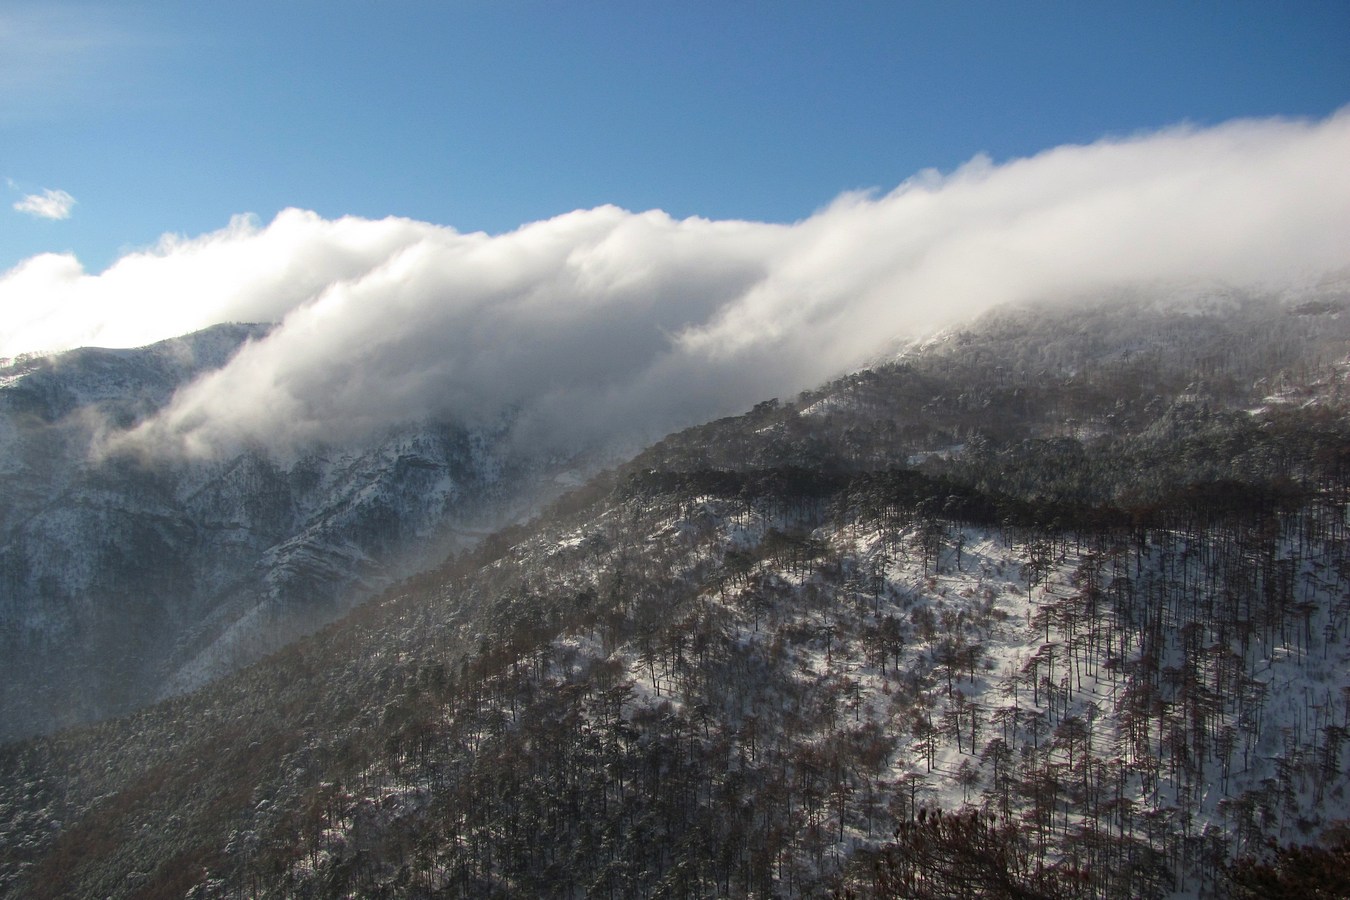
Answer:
top-left (3, 290), bottom-right (1349, 898)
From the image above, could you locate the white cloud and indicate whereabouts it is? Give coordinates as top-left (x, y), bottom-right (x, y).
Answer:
top-left (13, 187), bottom-right (76, 220)
top-left (2, 110), bottom-right (1348, 459)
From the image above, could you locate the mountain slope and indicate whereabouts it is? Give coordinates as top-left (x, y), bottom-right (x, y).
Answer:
top-left (2, 291), bottom-right (1349, 898)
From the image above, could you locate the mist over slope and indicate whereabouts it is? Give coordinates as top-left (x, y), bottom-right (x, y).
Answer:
top-left (0, 326), bottom-right (595, 742)
top-left (4, 110), bottom-right (1349, 459)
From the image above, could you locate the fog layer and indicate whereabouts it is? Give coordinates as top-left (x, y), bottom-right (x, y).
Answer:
top-left (4, 111), bottom-right (1349, 456)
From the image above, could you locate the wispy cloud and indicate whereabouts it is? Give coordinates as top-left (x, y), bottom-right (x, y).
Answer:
top-left (0, 5), bottom-right (155, 121)
top-left (2, 110), bottom-right (1348, 459)
top-left (13, 187), bottom-right (76, 220)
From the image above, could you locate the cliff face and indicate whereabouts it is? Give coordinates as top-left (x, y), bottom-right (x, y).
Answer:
top-left (0, 324), bottom-right (575, 742)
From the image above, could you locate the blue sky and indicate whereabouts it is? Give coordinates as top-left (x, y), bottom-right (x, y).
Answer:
top-left (4, 1), bottom-right (1348, 274)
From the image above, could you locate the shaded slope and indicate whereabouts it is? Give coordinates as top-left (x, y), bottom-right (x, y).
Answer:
top-left (0, 326), bottom-right (586, 741)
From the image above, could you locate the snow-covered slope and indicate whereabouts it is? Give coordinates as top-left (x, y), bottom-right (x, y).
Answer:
top-left (2, 293), bottom-right (1349, 900)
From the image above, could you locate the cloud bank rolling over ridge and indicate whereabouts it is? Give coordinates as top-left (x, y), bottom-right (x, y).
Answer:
top-left (3, 111), bottom-right (1349, 458)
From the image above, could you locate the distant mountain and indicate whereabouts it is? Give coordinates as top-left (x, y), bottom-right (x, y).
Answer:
top-left (0, 325), bottom-right (591, 742)
top-left (3, 290), bottom-right (1348, 898)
